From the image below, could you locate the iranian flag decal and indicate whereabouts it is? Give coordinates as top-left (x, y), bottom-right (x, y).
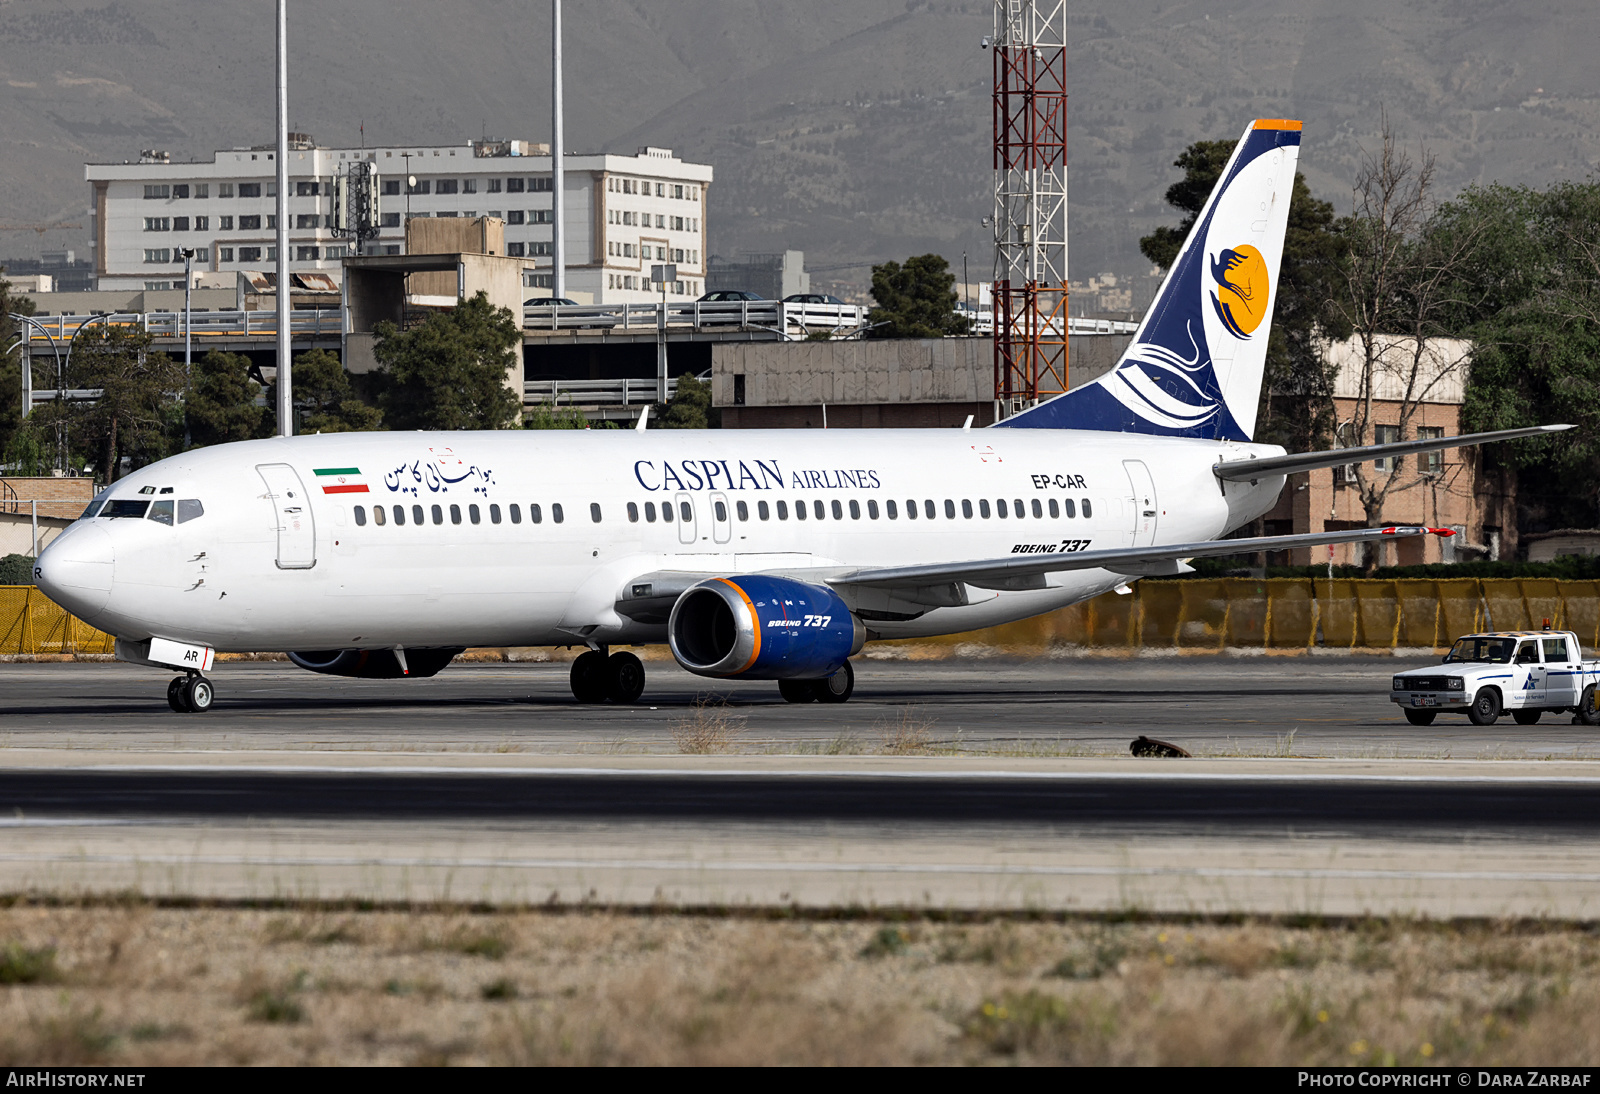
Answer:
top-left (314, 467), bottom-right (369, 494)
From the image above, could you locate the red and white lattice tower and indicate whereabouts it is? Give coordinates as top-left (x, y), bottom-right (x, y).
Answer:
top-left (991, 0), bottom-right (1068, 418)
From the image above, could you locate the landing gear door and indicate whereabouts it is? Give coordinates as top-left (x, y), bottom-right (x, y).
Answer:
top-left (1122, 459), bottom-right (1158, 547)
top-left (256, 463), bottom-right (316, 569)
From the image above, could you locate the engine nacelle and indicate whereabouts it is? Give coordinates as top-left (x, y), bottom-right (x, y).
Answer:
top-left (668, 575), bottom-right (865, 680)
top-left (287, 647), bottom-right (463, 679)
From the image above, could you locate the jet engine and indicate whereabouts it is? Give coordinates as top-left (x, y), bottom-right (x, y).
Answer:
top-left (668, 575), bottom-right (864, 680)
top-left (287, 647), bottom-right (464, 679)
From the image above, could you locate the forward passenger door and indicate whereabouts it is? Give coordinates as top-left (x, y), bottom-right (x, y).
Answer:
top-left (256, 463), bottom-right (316, 570)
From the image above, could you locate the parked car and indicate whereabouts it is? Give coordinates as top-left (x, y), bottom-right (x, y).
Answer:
top-left (699, 290), bottom-right (766, 302)
top-left (676, 290), bottom-right (769, 326)
top-left (782, 293), bottom-right (846, 306)
top-left (1390, 628), bottom-right (1600, 726)
top-left (522, 297), bottom-right (620, 329)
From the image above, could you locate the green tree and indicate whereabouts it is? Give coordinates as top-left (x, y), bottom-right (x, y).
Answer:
top-left (0, 270), bottom-right (37, 466)
top-left (186, 349), bottom-right (267, 448)
top-left (523, 400), bottom-right (592, 429)
top-left (868, 255), bottom-right (969, 338)
top-left (658, 372), bottom-right (715, 429)
top-left (287, 349), bottom-right (383, 434)
top-left (30, 323), bottom-right (181, 482)
top-left (373, 292), bottom-right (522, 431)
top-left (1139, 139), bottom-right (1350, 451)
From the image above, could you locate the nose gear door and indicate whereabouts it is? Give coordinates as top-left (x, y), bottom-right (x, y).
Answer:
top-left (256, 463), bottom-right (316, 569)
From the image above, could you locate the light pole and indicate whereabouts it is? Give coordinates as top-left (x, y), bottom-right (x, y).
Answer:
top-left (181, 247), bottom-right (194, 447)
top-left (274, 0), bottom-right (292, 438)
top-left (552, 0), bottom-right (565, 298)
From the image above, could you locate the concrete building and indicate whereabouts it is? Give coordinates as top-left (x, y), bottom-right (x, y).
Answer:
top-left (85, 139), bottom-right (712, 304)
top-left (707, 251), bottom-right (808, 300)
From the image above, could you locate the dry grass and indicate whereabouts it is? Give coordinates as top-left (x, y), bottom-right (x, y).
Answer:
top-left (0, 905), bottom-right (1598, 1064)
top-left (669, 696), bottom-right (747, 754)
top-left (876, 706), bottom-right (936, 755)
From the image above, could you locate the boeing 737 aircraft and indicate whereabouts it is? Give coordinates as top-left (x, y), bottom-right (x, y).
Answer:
top-left (33, 119), bottom-right (1568, 712)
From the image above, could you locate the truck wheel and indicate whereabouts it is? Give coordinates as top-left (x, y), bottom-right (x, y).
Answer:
top-left (1403, 709), bottom-right (1436, 726)
top-left (1512, 708), bottom-right (1542, 725)
top-left (1468, 687), bottom-right (1502, 726)
top-left (1579, 685), bottom-right (1600, 727)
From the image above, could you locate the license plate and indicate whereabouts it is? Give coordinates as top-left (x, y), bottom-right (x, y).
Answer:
top-left (1411, 695), bottom-right (1439, 707)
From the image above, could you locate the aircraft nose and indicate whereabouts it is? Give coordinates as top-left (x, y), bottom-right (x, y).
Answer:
top-left (35, 522), bottom-right (116, 620)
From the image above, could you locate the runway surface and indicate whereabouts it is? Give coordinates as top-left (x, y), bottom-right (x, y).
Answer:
top-left (5, 658), bottom-right (1600, 916)
top-left (5, 657), bottom-right (1600, 758)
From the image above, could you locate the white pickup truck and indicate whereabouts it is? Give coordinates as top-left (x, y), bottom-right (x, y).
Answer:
top-left (1391, 630), bottom-right (1600, 726)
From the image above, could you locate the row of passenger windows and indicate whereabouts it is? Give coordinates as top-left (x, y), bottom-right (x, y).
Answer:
top-left (351, 496), bottom-right (1096, 529)
top-left (626, 496), bottom-right (1095, 524)
top-left (353, 502), bottom-right (576, 527)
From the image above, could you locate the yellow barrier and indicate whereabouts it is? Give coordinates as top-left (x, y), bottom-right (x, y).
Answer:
top-left (0, 586), bottom-right (116, 656)
top-left (2, 579), bottom-right (1596, 658)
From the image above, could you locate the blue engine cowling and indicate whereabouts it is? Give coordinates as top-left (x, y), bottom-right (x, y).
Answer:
top-left (287, 647), bottom-right (464, 679)
top-left (668, 576), bottom-right (865, 680)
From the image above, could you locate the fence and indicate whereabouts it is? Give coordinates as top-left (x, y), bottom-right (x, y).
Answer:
top-left (2, 578), bottom-right (1597, 658)
top-left (0, 587), bottom-right (116, 656)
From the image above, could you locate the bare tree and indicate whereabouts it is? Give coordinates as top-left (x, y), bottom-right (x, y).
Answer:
top-left (1332, 117), bottom-right (1487, 568)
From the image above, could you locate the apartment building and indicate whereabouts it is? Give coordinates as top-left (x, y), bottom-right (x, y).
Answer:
top-left (85, 138), bottom-right (712, 304)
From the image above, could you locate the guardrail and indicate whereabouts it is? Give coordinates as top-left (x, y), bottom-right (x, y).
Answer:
top-left (522, 300), bottom-right (870, 338)
top-left (522, 375), bottom-right (688, 408)
top-left (958, 313), bottom-right (1142, 338)
top-left (18, 310), bottom-right (344, 341)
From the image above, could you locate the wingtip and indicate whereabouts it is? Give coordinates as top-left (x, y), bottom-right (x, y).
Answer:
top-left (1427, 527), bottom-right (1458, 537)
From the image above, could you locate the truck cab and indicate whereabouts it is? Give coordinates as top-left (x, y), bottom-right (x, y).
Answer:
top-left (1391, 629), bottom-right (1600, 727)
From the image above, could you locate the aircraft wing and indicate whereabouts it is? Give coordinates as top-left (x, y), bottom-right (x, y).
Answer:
top-left (828, 525), bottom-right (1455, 596)
top-left (1213, 424), bottom-right (1572, 482)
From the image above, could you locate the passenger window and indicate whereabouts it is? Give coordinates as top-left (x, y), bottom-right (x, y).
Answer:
top-left (832, 500), bottom-right (844, 520)
top-left (848, 500), bottom-right (860, 520)
top-left (793, 500), bottom-right (805, 521)
top-left (147, 499), bottom-right (175, 526)
top-left (553, 503), bottom-right (565, 524)
top-left (1033, 499), bottom-right (1044, 519)
top-left (645, 501), bottom-right (657, 522)
top-left (469, 504), bottom-right (481, 525)
top-left (944, 499), bottom-right (955, 519)
top-left (490, 504), bottom-right (501, 524)
top-left (449, 504), bottom-right (461, 524)
top-left (432, 504), bottom-right (444, 525)
top-left (714, 500), bottom-right (727, 522)
top-left (1515, 643), bottom-right (1539, 664)
top-left (1014, 498), bottom-right (1024, 516)
top-left (886, 500), bottom-right (897, 519)
top-left (979, 499), bottom-right (990, 519)
top-left (394, 505), bottom-right (406, 526)
top-left (1063, 499), bottom-right (1075, 518)
top-left (374, 505), bottom-right (387, 526)
top-left (925, 499), bottom-right (936, 520)
top-left (1082, 498), bottom-right (1092, 518)
top-left (777, 500), bottom-right (789, 520)
top-left (353, 505), bottom-right (367, 527)
top-left (529, 504), bottom-right (542, 524)
top-left (868, 499), bottom-right (879, 519)
top-left (679, 501), bottom-right (691, 522)
top-left (628, 502), bottom-right (639, 523)
top-left (814, 500), bottom-right (826, 520)
top-left (409, 505), bottom-right (422, 524)
top-left (995, 499), bottom-right (1007, 518)
top-left (591, 503), bottom-right (602, 523)
top-left (758, 500), bottom-right (770, 521)
top-left (661, 502), bottom-right (673, 523)
top-left (736, 500), bottom-right (748, 521)
top-left (1543, 637), bottom-right (1571, 662)
top-left (177, 499), bottom-right (205, 524)
top-left (510, 504), bottom-right (522, 524)
top-left (962, 500), bottom-right (974, 519)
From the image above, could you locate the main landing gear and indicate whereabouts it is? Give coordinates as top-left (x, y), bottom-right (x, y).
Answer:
top-left (569, 647), bottom-right (647, 704)
top-left (778, 661), bottom-right (855, 704)
top-left (166, 673), bottom-right (214, 714)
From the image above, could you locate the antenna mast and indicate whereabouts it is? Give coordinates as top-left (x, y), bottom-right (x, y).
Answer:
top-left (991, 0), bottom-right (1068, 418)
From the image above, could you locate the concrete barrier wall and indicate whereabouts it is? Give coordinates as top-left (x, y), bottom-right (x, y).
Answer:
top-left (3, 578), bottom-right (1594, 658)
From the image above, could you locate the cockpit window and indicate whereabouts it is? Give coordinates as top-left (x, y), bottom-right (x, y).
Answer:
top-left (80, 499), bottom-right (107, 520)
top-left (147, 499), bottom-right (175, 526)
top-left (103, 499), bottom-right (150, 519)
top-left (177, 499), bottom-right (204, 524)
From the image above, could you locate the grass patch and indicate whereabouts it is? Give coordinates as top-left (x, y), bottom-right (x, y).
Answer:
top-left (860, 926), bottom-right (909, 958)
top-left (670, 696), bottom-right (747, 754)
top-left (876, 705), bottom-right (935, 754)
top-left (481, 977), bottom-right (518, 1000)
top-left (0, 941), bottom-right (58, 984)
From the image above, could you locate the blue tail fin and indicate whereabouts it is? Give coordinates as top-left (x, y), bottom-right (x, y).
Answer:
top-left (998, 119), bottom-right (1302, 440)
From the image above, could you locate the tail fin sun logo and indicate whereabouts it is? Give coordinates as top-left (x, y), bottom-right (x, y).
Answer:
top-left (1209, 244), bottom-right (1269, 338)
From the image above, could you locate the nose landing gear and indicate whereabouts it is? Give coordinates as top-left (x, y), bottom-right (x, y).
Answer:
top-left (167, 673), bottom-right (215, 713)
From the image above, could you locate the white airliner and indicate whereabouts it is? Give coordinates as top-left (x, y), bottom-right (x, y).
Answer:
top-left (34, 119), bottom-right (1567, 712)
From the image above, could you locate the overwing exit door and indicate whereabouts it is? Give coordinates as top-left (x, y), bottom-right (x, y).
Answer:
top-left (256, 463), bottom-right (316, 569)
top-left (1122, 459), bottom-right (1158, 547)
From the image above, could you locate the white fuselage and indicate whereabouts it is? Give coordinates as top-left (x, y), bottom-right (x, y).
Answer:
top-left (38, 427), bottom-right (1287, 653)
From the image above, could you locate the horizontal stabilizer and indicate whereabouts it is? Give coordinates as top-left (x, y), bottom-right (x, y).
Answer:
top-left (1213, 424), bottom-right (1574, 482)
top-left (830, 526), bottom-right (1454, 594)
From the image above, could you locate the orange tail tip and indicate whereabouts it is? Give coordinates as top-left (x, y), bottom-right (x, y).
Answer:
top-left (1252, 118), bottom-right (1303, 131)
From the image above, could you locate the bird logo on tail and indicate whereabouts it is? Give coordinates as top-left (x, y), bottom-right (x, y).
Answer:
top-left (1209, 244), bottom-right (1269, 338)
